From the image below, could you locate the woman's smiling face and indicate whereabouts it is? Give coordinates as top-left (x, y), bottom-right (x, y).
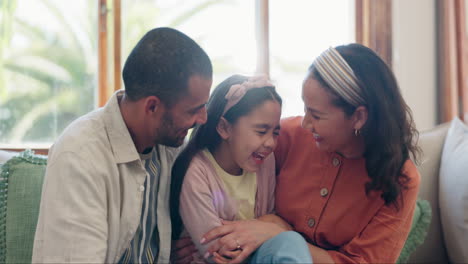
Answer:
top-left (301, 75), bottom-right (357, 154)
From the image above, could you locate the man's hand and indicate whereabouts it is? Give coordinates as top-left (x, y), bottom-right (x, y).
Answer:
top-left (171, 237), bottom-right (198, 264)
top-left (212, 250), bottom-right (242, 264)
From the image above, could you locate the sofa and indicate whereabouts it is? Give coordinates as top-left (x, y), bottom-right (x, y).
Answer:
top-left (0, 122), bottom-right (455, 263)
top-left (408, 122), bottom-right (450, 263)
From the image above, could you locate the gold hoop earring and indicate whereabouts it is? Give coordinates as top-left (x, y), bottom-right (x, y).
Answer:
top-left (354, 129), bottom-right (361, 136)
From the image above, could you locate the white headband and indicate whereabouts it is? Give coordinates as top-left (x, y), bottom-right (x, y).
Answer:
top-left (314, 47), bottom-right (366, 107)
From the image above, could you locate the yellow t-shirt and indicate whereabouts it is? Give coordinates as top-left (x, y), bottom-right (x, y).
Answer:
top-left (203, 149), bottom-right (257, 220)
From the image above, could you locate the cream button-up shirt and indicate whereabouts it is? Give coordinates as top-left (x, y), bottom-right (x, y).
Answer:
top-left (32, 90), bottom-right (181, 263)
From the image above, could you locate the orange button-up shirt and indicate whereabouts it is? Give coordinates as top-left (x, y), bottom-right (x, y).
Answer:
top-left (274, 116), bottom-right (420, 263)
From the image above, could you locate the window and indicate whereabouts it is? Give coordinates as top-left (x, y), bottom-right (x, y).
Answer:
top-left (269, 0), bottom-right (354, 117)
top-left (0, 0), bottom-right (98, 148)
top-left (120, 0), bottom-right (355, 117)
top-left (0, 0), bottom-right (356, 148)
top-left (121, 0), bottom-right (258, 87)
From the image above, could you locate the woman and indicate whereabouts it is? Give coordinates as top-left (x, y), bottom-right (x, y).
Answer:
top-left (200, 44), bottom-right (421, 263)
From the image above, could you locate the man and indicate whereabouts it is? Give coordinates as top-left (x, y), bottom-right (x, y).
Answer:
top-left (32, 27), bottom-right (212, 263)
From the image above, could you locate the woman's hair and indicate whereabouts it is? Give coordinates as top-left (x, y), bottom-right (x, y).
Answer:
top-left (309, 43), bottom-right (421, 208)
top-left (170, 74), bottom-right (282, 238)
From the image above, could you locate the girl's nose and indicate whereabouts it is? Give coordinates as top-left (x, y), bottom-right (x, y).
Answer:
top-left (264, 134), bottom-right (277, 149)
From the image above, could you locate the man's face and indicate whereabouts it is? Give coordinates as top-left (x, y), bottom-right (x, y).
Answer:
top-left (156, 75), bottom-right (212, 147)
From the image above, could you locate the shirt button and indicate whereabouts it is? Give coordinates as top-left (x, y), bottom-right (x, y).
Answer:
top-left (139, 185), bottom-right (145, 192)
top-left (307, 218), bottom-right (315, 228)
top-left (320, 188), bottom-right (329, 197)
top-left (332, 157), bottom-right (341, 167)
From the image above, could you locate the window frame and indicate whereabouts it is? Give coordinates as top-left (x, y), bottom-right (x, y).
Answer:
top-left (2, 0), bottom-right (390, 154)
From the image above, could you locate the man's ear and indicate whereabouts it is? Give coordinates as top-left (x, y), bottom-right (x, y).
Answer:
top-left (216, 117), bottom-right (232, 140)
top-left (144, 96), bottom-right (161, 114)
top-left (352, 105), bottom-right (368, 130)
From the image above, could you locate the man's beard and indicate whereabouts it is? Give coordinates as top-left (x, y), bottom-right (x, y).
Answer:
top-left (156, 111), bottom-right (190, 147)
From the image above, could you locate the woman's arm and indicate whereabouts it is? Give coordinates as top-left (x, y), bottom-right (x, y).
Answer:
top-left (253, 197), bottom-right (418, 264)
top-left (201, 219), bottom-right (286, 263)
top-left (259, 215), bottom-right (334, 263)
top-left (307, 244), bottom-right (334, 263)
top-left (326, 163), bottom-right (421, 263)
top-left (201, 216), bottom-right (337, 264)
top-left (201, 214), bottom-right (292, 263)
top-left (257, 214), bottom-right (293, 231)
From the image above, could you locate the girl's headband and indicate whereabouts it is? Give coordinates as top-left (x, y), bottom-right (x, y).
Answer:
top-left (222, 76), bottom-right (275, 115)
top-left (314, 47), bottom-right (366, 107)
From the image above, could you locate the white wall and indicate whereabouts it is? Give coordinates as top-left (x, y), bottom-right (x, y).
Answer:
top-left (393, 0), bottom-right (438, 131)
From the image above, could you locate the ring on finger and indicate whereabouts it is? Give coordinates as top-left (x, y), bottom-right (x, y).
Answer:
top-left (235, 239), bottom-right (241, 250)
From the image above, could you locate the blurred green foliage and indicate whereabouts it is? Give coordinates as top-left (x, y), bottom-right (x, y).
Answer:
top-left (0, 0), bottom-right (228, 145)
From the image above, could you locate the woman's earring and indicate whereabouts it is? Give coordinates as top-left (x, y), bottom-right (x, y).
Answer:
top-left (354, 129), bottom-right (361, 136)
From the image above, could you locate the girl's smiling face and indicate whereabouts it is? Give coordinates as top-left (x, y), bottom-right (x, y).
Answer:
top-left (219, 100), bottom-right (281, 174)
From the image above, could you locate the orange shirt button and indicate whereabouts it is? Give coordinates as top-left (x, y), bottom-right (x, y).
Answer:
top-left (307, 218), bottom-right (315, 228)
top-left (320, 188), bottom-right (329, 197)
top-left (332, 157), bottom-right (341, 167)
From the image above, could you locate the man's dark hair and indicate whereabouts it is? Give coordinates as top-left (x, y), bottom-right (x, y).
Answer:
top-left (122, 27), bottom-right (212, 106)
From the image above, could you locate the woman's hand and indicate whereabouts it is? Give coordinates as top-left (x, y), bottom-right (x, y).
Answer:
top-left (170, 236), bottom-right (198, 264)
top-left (201, 219), bottom-right (286, 263)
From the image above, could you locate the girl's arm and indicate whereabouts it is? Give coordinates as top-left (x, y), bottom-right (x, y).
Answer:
top-left (179, 160), bottom-right (224, 261)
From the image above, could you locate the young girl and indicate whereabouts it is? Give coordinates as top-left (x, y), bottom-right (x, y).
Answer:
top-left (170, 75), bottom-right (312, 263)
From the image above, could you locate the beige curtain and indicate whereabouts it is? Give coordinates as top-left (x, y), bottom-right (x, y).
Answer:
top-left (355, 0), bottom-right (393, 67)
top-left (438, 0), bottom-right (468, 122)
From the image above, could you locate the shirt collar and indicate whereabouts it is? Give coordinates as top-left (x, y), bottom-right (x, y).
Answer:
top-left (102, 90), bottom-right (141, 164)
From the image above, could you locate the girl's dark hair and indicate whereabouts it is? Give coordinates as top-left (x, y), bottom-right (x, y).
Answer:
top-left (170, 74), bottom-right (282, 239)
top-left (309, 43), bottom-right (421, 209)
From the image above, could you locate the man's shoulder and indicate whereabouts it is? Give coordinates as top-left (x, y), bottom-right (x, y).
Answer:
top-left (50, 109), bottom-right (110, 158)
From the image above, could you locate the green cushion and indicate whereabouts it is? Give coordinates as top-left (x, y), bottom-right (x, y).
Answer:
top-left (397, 199), bottom-right (432, 263)
top-left (0, 150), bottom-right (47, 264)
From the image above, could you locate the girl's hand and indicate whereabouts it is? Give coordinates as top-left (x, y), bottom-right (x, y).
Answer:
top-left (201, 219), bottom-right (286, 264)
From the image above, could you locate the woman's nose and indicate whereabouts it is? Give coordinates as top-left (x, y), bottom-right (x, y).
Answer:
top-left (301, 115), bottom-right (313, 131)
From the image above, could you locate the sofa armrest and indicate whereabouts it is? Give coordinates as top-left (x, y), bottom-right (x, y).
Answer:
top-left (0, 150), bottom-right (17, 165)
top-left (408, 123), bottom-right (450, 263)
